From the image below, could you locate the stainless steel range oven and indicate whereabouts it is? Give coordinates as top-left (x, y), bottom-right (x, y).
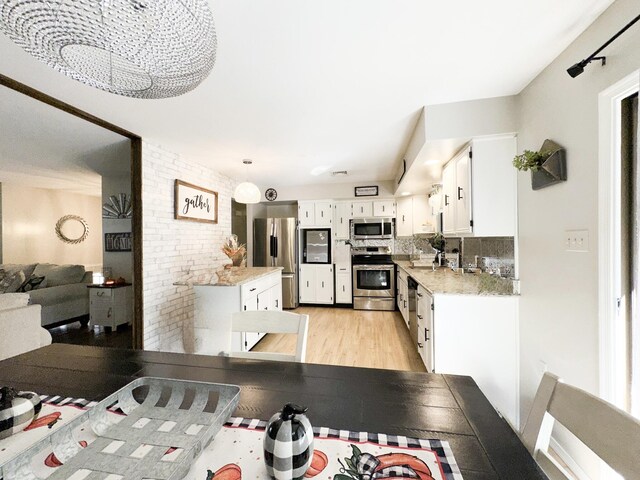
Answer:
top-left (352, 247), bottom-right (395, 311)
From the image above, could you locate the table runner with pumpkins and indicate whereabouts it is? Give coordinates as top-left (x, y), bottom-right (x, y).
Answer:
top-left (0, 395), bottom-right (464, 480)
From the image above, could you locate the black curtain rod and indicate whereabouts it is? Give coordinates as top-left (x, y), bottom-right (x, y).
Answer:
top-left (568, 12), bottom-right (640, 78)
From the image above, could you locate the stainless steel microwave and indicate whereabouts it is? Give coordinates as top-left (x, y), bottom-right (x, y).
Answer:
top-left (350, 217), bottom-right (394, 240)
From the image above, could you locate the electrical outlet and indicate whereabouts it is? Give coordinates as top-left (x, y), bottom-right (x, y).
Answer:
top-left (565, 230), bottom-right (589, 252)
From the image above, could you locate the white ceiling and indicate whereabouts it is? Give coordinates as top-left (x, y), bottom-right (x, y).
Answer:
top-left (0, 85), bottom-right (130, 196)
top-left (0, 0), bottom-right (614, 191)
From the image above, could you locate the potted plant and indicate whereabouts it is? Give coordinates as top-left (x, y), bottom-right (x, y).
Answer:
top-left (512, 150), bottom-right (550, 172)
top-left (513, 140), bottom-right (567, 190)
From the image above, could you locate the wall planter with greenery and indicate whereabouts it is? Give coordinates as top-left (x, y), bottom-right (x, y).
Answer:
top-left (513, 139), bottom-right (567, 190)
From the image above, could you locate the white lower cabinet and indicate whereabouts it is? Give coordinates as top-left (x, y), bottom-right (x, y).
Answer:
top-left (396, 268), bottom-right (409, 328)
top-left (192, 270), bottom-right (282, 355)
top-left (335, 272), bottom-right (352, 304)
top-left (299, 264), bottom-right (333, 304)
top-left (416, 286), bottom-right (433, 372)
top-left (432, 294), bottom-right (519, 427)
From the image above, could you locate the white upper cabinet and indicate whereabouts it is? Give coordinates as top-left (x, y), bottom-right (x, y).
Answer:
top-left (454, 146), bottom-right (472, 235)
top-left (412, 195), bottom-right (435, 234)
top-left (373, 200), bottom-right (395, 217)
top-left (333, 201), bottom-right (352, 239)
top-left (298, 201), bottom-right (315, 227)
top-left (471, 136), bottom-right (517, 237)
top-left (352, 201), bottom-right (373, 217)
top-left (315, 201), bottom-right (332, 226)
top-left (395, 196), bottom-right (413, 237)
top-left (442, 160), bottom-right (456, 235)
top-left (441, 135), bottom-right (516, 237)
top-left (298, 200), bottom-right (332, 227)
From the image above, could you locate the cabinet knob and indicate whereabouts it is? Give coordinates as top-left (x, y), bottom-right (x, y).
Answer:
top-left (418, 342), bottom-right (423, 348)
top-left (250, 287), bottom-right (256, 292)
top-left (417, 314), bottom-right (423, 319)
top-left (458, 186), bottom-right (463, 200)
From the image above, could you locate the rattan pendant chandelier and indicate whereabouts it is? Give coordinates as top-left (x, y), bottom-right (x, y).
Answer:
top-left (0, 0), bottom-right (217, 99)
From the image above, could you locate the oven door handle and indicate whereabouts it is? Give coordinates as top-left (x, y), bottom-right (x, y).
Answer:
top-left (353, 265), bottom-right (395, 270)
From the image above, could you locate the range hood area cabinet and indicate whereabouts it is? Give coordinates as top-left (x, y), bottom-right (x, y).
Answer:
top-left (442, 135), bottom-right (517, 237)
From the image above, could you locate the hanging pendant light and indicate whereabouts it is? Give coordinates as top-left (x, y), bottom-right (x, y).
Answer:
top-left (0, 0), bottom-right (217, 99)
top-left (233, 160), bottom-right (261, 204)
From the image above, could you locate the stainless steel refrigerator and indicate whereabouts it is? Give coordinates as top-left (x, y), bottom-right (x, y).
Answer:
top-left (253, 217), bottom-right (299, 308)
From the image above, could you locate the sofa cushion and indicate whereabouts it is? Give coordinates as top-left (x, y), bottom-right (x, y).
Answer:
top-left (19, 275), bottom-right (46, 292)
top-left (0, 271), bottom-right (26, 294)
top-left (28, 283), bottom-right (88, 305)
top-left (36, 264), bottom-right (86, 287)
top-left (0, 293), bottom-right (30, 311)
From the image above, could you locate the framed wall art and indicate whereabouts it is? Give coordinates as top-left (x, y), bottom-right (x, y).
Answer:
top-left (174, 179), bottom-right (218, 223)
top-left (354, 185), bottom-right (379, 197)
top-left (105, 232), bottom-right (132, 252)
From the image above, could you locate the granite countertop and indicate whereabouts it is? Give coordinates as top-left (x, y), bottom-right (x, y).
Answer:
top-left (394, 261), bottom-right (517, 296)
top-left (174, 266), bottom-right (283, 287)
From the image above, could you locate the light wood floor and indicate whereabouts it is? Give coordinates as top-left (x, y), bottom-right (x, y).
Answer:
top-left (252, 306), bottom-right (426, 372)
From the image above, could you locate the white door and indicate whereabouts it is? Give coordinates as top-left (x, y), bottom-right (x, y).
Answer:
top-left (395, 196), bottom-right (413, 237)
top-left (299, 265), bottom-right (315, 303)
top-left (417, 287), bottom-right (434, 372)
top-left (442, 161), bottom-right (456, 234)
top-left (455, 147), bottom-right (473, 234)
top-left (242, 293), bottom-right (259, 351)
top-left (298, 202), bottom-right (315, 227)
top-left (352, 201), bottom-right (373, 217)
top-left (316, 265), bottom-right (334, 304)
top-left (373, 200), bottom-right (395, 217)
top-left (412, 195), bottom-right (434, 234)
top-left (315, 201), bottom-right (332, 226)
top-left (334, 202), bottom-right (351, 239)
top-left (268, 284), bottom-right (282, 310)
top-left (335, 272), bottom-right (352, 304)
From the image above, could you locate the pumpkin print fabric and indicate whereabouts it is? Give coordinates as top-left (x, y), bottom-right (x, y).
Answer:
top-left (0, 398), bottom-right (463, 480)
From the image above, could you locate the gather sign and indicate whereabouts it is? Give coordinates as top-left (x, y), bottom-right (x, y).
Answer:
top-left (174, 179), bottom-right (218, 223)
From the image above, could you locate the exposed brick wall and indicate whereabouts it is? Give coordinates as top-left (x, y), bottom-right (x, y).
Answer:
top-left (141, 142), bottom-right (235, 351)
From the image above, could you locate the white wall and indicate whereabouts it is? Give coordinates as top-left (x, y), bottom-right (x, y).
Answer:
top-left (141, 142), bottom-right (235, 352)
top-left (517, 0), bottom-right (640, 474)
top-left (1, 184), bottom-right (102, 270)
top-left (267, 180), bottom-right (395, 201)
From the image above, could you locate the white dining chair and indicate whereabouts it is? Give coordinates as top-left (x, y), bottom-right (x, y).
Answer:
top-left (521, 372), bottom-right (640, 480)
top-left (230, 310), bottom-right (309, 362)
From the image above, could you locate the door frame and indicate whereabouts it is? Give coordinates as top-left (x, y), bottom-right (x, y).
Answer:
top-left (0, 73), bottom-right (144, 349)
top-left (597, 70), bottom-right (639, 408)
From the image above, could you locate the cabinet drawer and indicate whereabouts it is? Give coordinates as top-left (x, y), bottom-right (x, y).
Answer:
top-left (241, 273), bottom-right (280, 299)
top-left (90, 288), bottom-right (113, 299)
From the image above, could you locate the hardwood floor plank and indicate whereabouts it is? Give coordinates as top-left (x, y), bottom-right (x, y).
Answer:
top-left (252, 306), bottom-right (426, 372)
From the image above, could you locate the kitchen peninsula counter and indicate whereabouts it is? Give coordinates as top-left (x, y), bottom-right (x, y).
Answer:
top-left (394, 260), bottom-right (516, 296)
top-left (174, 266), bottom-right (283, 287)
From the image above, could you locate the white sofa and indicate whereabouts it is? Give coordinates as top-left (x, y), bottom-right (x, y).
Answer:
top-left (0, 294), bottom-right (51, 361)
top-left (0, 263), bottom-right (92, 327)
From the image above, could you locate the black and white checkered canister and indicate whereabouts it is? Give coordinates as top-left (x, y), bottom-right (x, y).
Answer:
top-left (263, 403), bottom-right (314, 480)
top-left (0, 387), bottom-right (42, 440)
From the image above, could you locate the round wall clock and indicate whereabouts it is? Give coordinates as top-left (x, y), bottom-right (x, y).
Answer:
top-left (265, 188), bottom-right (278, 201)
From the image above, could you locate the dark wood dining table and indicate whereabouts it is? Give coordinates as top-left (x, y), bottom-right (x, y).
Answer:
top-left (0, 344), bottom-right (546, 480)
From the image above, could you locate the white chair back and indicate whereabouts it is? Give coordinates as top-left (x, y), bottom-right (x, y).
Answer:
top-left (230, 310), bottom-right (309, 362)
top-left (521, 372), bottom-right (640, 479)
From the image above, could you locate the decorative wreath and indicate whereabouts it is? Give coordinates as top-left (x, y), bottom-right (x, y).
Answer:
top-left (55, 215), bottom-right (89, 244)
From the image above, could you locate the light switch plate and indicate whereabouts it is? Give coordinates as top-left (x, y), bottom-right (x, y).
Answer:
top-left (565, 229), bottom-right (589, 252)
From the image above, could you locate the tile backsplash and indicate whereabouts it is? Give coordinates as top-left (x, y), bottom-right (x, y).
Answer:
top-left (345, 235), bottom-right (516, 278)
top-left (460, 236), bottom-right (515, 277)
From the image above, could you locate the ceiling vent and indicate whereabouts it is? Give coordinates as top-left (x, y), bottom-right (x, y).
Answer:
top-left (331, 170), bottom-right (348, 177)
